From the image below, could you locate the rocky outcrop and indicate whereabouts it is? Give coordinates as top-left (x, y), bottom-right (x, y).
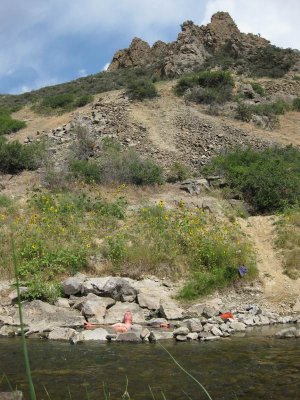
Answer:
top-left (108, 12), bottom-right (270, 77)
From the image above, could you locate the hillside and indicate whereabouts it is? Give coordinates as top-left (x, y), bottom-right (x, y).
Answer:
top-left (0, 12), bottom-right (299, 316)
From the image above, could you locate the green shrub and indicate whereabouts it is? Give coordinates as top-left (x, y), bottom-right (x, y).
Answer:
top-left (0, 194), bottom-right (12, 208)
top-left (292, 75), bottom-right (300, 81)
top-left (69, 159), bottom-right (102, 183)
top-left (203, 146), bottom-right (300, 213)
top-left (0, 137), bottom-right (43, 174)
top-left (250, 82), bottom-right (265, 96)
top-left (235, 100), bottom-right (289, 127)
top-left (249, 45), bottom-right (297, 78)
top-left (41, 94), bottom-right (75, 109)
top-left (0, 111), bottom-right (26, 135)
top-left (293, 97), bottom-right (300, 111)
top-left (73, 94), bottom-right (93, 107)
top-left (174, 70), bottom-right (234, 104)
top-left (127, 79), bottom-right (158, 100)
top-left (167, 162), bottom-right (191, 182)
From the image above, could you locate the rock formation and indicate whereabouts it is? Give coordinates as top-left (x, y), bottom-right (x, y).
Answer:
top-left (108, 12), bottom-right (269, 77)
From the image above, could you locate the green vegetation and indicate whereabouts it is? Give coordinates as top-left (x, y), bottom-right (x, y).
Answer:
top-left (127, 78), bottom-right (158, 100)
top-left (0, 137), bottom-right (44, 174)
top-left (249, 82), bottom-right (265, 96)
top-left (205, 42), bottom-right (297, 78)
top-left (292, 97), bottom-right (300, 111)
top-left (0, 194), bottom-right (12, 208)
top-left (0, 67), bottom-right (156, 111)
top-left (174, 70), bottom-right (234, 104)
top-left (1, 188), bottom-right (255, 301)
top-left (235, 100), bottom-right (290, 128)
top-left (0, 108), bottom-right (26, 135)
top-left (69, 138), bottom-right (164, 186)
top-left (32, 93), bottom-right (93, 114)
top-left (248, 45), bottom-right (298, 78)
top-left (167, 162), bottom-right (192, 183)
top-left (203, 146), bottom-right (300, 213)
top-left (276, 208), bottom-right (300, 279)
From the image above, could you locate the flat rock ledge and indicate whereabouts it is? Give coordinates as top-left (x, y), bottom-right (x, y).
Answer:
top-left (1, 275), bottom-right (300, 343)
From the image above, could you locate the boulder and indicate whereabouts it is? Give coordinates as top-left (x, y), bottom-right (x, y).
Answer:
top-left (147, 318), bottom-right (168, 327)
top-left (8, 287), bottom-right (28, 304)
top-left (159, 301), bottom-right (184, 320)
top-left (185, 318), bottom-right (203, 332)
top-left (0, 325), bottom-right (16, 337)
top-left (275, 327), bottom-right (298, 339)
top-left (116, 332), bottom-right (141, 343)
top-left (62, 273), bottom-right (86, 296)
top-left (180, 179), bottom-right (210, 194)
top-left (72, 328), bottom-right (108, 343)
top-left (211, 326), bottom-right (223, 337)
top-left (292, 300), bottom-right (300, 313)
top-left (187, 332), bottom-right (198, 340)
top-left (175, 335), bottom-right (187, 342)
top-left (11, 300), bottom-right (85, 330)
top-left (229, 321), bottom-right (246, 332)
top-left (55, 298), bottom-right (70, 308)
top-left (82, 277), bottom-right (137, 302)
top-left (186, 303), bottom-right (204, 318)
top-left (48, 327), bottom-right (76, 341)
top-left (104, 302), bottom-right (146, 324)
top-left (0, 392), bottom-right (23, 400)
top-left (82, 297), bottom-right (115, 324)
top-left (137, 293), bottom-right (161, 310)
top-left (173, 327), bottom-right (189, 336)
top-left (149, 331), bottom-right (174, 342)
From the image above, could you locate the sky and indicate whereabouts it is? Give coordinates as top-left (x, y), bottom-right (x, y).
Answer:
top-left (1, 0), bottom-right (299, 94)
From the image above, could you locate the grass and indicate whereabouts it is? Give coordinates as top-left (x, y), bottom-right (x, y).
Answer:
top-left (0, 186), bottom-right (255, 301)
top-left (276, 208), bottom-right (300, 279)
top-left (0, 108), bottom-right (26, 135)
top-left (203, 146), bottom-right (300, 214)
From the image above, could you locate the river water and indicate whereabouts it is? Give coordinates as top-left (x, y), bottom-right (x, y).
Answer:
top-left (0, 325), bottom-right (299, 400)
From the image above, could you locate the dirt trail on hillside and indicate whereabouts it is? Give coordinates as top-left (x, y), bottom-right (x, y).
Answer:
top-left (239, 216), bottom-right (299, 305)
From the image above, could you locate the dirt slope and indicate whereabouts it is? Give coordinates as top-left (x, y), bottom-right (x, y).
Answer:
top-left (239, 216), bottom-right (299, 307)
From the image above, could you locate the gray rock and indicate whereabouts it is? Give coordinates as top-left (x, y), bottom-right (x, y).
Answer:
top-left (149, 331), bottom-right (174, 341)
top-left (0, 325), bottom-right (16, 337)
top-left (62, 273), bottom-right (86, 296)
top-left (137, 293), bottom-right (160, 310)
top-left (180, 179), bottom-right (210, 194)
top-left (129, 324), bottom-right (143, 337)
top-left (82, 297), bottom-right (115, 324)
top-left (8, 287), bottom-right (28, 304)
top-left (259, 316), bottom-right (270, 325)
top-left (203, 323), bottom-right (214, 333)
top-left (243, 317), bottom-right (255, 326)
top-left (202, 306), bottom-right (217, 319)
top-left (104, 302), bottom-right (146, 324)
top-left (275, 327), bottom-right (298, 339)
top-left (116, 332), bottom-right (141, 342)
top-left (159, 301), bottom-right (184, 320)
top-left (141, 328), bottom-right (151, 340)
top-left (230, 321), bottom-right (246, 332)
top-left (48, 327), bottom-right (76, 341)
top-left (72, 328), bottom-right (108, 343)
top-left (211, 326), bottom-right (223, 337)
top-left (186, 332), bottom-right (198, 340)
top-left (82, 277), bottom-right (137, 302)
top-left (186, 303), bottom-right (204, 318)
top-left (219, 323), bottom-right (229, 332)
top-left (173, 327), bottom-right (189, 336)
top-left (0, 391), bottom-right (23, 400)
top-left (292, 300), bottom-right (300, 313)
top-left (185, 318), bottom-right (203, 332)
top-left (55, 298), bottom-right (70, 308)
top-left (175, 334), bottom-right (187, 342)
top-left (12, 300), bottom-right (85, 329)
top-left (147, 318), bottom-right (167, 327)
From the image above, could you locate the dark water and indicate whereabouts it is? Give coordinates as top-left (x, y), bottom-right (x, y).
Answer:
top-left (0, 326), bottom-right (299, 400)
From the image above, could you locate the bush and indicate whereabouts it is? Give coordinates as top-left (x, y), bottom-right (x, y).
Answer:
top-left (41, 94), bottom-right (75, 109)
top-left (167, 162), bottom-right (191, 183)
top-left (250, 82), bottom-right (265, 96)
top-left (127, 79), bottom-right (158, 100)
top-left (0, 194), bottom-right (12, 208)
top-left (69, 159), bottom-right (102, 183)
top-left (235, 100), bottom-right (290, 128)
top-left (175, 70), bottom-right (234, 104)
top-left (0, 137), bottom-right (43, 174)
top-left (203, 146), bottom-right (300, 213)
top-left (293, 97), bottom-right (300, 111)
top-left (0, 110), bottom-right (26, 135)
top-left (249, 45), bottom-right (297, 78)
top-left (34, 93), bottom-right (93, 114)
top-left (73, 94), bottom-right (93, 107)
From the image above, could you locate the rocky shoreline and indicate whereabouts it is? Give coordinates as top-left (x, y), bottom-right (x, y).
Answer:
top-left (0, 275), bottom-right (299, 343)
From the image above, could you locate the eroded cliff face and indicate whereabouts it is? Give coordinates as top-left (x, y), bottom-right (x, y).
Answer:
top-left (108, 12), bottom-right (269, 77)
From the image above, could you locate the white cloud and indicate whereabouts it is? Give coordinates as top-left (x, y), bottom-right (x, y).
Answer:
top-left (202, 0), bottom-right (300, 49)
top-left (102, 63), bottom-right (110, 71)
top-left (77, 69), bottom-right (87, 77)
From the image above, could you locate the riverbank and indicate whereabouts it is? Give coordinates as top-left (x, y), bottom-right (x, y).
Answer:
top-left (0, 275), bottom-right (299, 343)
